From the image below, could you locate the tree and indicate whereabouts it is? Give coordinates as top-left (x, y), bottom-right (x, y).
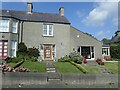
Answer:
top-left (102, 38), bottom-right (109, 43)
top-left (110, 43), bottom-right (120, 59)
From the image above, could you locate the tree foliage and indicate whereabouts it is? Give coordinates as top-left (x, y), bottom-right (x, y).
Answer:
top-left (110, 43), bottom-right (120, 59)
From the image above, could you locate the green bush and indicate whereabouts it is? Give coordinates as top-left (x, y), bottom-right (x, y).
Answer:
top-left (5, 57), bottom-right (12, 63)
top-left (27, 48), bottom-right (40, 58)
top-left (5, 57), bottom-right (22, 63)
top-left (30, 56), bottom-right (38, 62)
top-left (110, 44), bottom-right (120, 59)
top-left (18, 42), bottom-right (27, 53)
top-left (58, 55), bottom-right (70, 62)
top-left (69, 52), bottom-right (82, 64)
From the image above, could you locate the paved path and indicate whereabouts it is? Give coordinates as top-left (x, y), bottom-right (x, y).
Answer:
top-left (45, 61), bottom-right (61, 81)
top-left (87, 61), bottom-right (112, 74)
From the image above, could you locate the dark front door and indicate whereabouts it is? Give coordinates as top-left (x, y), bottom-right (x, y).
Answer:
top-left (81, 46), bottom-right (91, 59)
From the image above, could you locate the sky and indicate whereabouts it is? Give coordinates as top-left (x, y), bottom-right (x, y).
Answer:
top-left (0, 1), bottom-right (118, 40)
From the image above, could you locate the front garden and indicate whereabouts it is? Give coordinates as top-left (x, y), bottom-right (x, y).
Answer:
top-left (2, 42), bottom-right (119, 74)
top-left (2, 42), bottom-right (46, 72)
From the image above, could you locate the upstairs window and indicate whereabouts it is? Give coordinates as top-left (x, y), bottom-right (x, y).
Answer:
top-left (12, 20), bottom-right (18, 33)
top-left (43, 24), bottom-right (53, 36)
top-left (0, 19), bottom-right (9, 32)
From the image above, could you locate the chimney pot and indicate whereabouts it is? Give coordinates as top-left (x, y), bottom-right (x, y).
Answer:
top-left (59, 7), bottom-right (64, 16)
top-left (27, 2), bottom-right (33, 14)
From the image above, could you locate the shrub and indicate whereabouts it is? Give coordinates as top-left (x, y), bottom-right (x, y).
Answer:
top-left (96, 58), bottom-right (104, 65)
top-left (5, 57), bottom-right (12, 63)
top-left (69, 52), bottom-right (82, 64)
top-left (30, 56), bottom-right (38, 62)
top-left (18, 42), bottom-right (27, 53)
top-left (110, 44), bottom-right (120, 59)
top-left (58, 55), bottom-right (70, 62)
top-left (27, 48), bottom-right (40, 58)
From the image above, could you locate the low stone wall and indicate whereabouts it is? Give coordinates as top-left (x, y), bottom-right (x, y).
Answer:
top-left (2, 72), bottom-right (119, 88)
top-left (61, 74), bottom-right (118, 86)
top-left (2, 72), bottom-right (47, 86)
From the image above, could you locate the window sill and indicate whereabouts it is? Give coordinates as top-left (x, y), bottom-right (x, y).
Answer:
top-left (42, 35), bottom-right (54, 37)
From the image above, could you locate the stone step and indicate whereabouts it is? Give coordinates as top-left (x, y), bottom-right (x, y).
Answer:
top-left (47, 72), bottom-right (61, 80)
top-left (46, 68), bottom-right (56, 71)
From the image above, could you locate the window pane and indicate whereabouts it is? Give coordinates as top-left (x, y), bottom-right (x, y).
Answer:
top-left (12, 21), bottom-right (17, 33)
top-left (43, 25), bottom-right (47, 35)
top-left (49, 25), bottom-right (53, 35)
top-left (11, 41), bottom-right (17, 57)
top-left (0, 20), bottom-right (9, 32)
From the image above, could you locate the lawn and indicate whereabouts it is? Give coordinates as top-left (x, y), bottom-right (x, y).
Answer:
top-left (80, 64), bottom-right (102, 74)
top-left (7, 60), bottom-right (46, 72)
top-left (54, 62), bottom-right (82, 73)
top-left (21, 60), bottom-right (46, 72)
top-left (7, 63), bottom-right (17, 67)
top-left (101, 62), bottom-right (119, 74)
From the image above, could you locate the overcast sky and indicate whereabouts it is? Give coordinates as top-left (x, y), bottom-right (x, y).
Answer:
top-left (1, 1), bottom-right (118, 40)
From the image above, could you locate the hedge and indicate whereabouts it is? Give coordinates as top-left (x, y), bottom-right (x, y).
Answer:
top-left (69, 61), bottom-right (88, 73)
top-left (13, 60), bottom-right (25, 68)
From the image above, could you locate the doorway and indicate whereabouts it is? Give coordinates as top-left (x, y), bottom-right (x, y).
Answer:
top-left (44, 45), bottom-right (52, 60)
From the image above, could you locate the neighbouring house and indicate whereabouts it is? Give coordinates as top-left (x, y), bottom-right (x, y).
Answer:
top-left (0, 2), bottom-right (104, 61)
top-left (102, 30), bottom-right (120, 59)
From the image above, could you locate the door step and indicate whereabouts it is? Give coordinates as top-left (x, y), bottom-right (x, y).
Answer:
top-left (46, 68), bottom-right (56, 72)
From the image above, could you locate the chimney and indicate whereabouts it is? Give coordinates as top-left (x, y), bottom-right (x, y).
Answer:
top-left (59, 7), bottom-right (64, 16)
top-left (27, 2), bottom-right (33, 14)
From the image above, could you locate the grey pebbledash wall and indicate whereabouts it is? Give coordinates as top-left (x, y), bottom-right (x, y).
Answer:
top-left (22, 21), bottom-right (71, 59)
top-left (21, 21), bottom-right (103, 60)
top-left (70, 27), bottom-right (103, 60)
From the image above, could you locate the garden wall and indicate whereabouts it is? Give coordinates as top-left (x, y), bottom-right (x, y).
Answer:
top-left (2, 72), bottom-right (118, 88)
top-left (2, 72), bottom-right (47, 86)
top-left (61, 74), bottom-right (118, 87)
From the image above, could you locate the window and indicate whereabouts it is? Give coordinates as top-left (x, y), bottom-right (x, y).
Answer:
top-left (102, 48), bottom-right (109, 56)
top-left (40, 44), bottom-right (44, 59)
top-left (11, 41), bottom-right (17, 57)
top-left (43, 24), bottom-right (53, 36)
top-left (12, 20), bottom-right (18, 33)
top-left (0, 19), bottom-right (9, 32)
top-left (52, 45), bottom-right (56, 58)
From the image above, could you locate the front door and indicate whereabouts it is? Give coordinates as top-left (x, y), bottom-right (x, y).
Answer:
top-left (0, 40), bottom-right (8, 59)
top-left (81, 46), bottom-right (91, 59)
top-left (44, 45), bottom-right (52, 59)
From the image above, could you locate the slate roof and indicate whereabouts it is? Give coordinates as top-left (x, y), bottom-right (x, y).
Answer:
top-left (102, 43), bottom-right (110, 47)
top-left (0, 10), bottom-right (70, 24)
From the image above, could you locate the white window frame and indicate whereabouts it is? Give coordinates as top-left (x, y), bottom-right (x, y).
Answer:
top-left (0, 19), bottom-right (9, 32)
top-left (11, 41), bottom-right (17, 57)
top-left (43, 24), bottom-right (53, 36)
top-left (12, 19), bottom-right (18, 33)
top-left (102, 47), bottom-right (110, 56)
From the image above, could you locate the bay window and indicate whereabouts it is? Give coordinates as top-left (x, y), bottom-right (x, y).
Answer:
top-left (11, 41), bottom-right (17, 57)
top-left (0, 19), bottom-right (9, 32)
top-left (12, 20), bottom-right (18, 33)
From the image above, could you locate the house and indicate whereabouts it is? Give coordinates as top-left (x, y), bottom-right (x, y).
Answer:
top-left (0, 2), bottom-right (103, 61)
top-left (102, 30), bottom-right (120, 59)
